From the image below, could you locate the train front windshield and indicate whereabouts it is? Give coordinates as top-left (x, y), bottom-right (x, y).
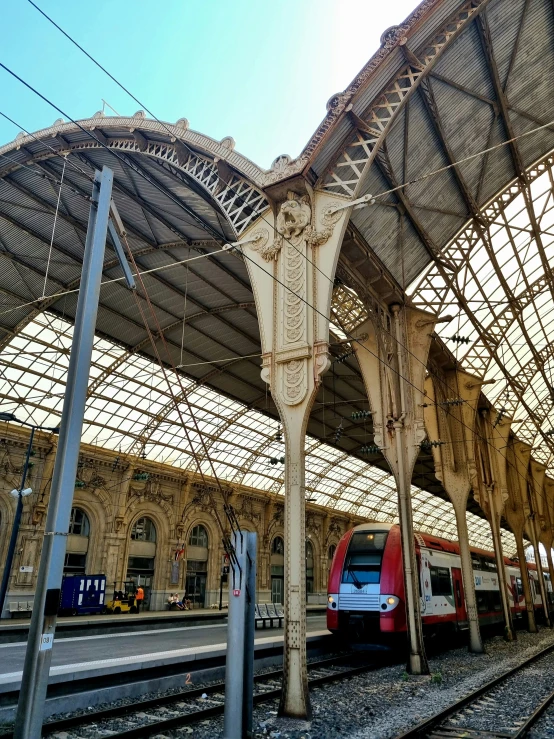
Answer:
top-left (342, 531), bottom-right (389, 586)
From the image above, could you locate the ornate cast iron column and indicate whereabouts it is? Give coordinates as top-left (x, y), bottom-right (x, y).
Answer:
top-left (240, 188), bottom-right (349, 718)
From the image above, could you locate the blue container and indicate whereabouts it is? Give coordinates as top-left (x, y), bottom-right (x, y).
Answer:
top-left (59, 574), bottom-right (107, 616)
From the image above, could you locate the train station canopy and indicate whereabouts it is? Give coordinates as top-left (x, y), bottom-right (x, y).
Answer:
top-left (1, 0), bottom-right (552, 553)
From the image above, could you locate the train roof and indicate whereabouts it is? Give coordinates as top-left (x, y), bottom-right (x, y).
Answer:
top-left (350, 522), bottom-right (523, 567)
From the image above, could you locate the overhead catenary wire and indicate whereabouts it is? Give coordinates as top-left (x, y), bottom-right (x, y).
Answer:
top-left (121, 232), bottom-right (243, 567)
top-left (233, 244), bottom-right (554, 516)
top-left (41, 154), bottom-right (67, 298)
top-left (0, 42), bottom-right (549, 438)
top-left (0, 246), bottom-right (229, 317)
top-left (0, 63), bottom-right (227, 242)
top-left (1, 48), bottom-right (552, 516)
top-left (4, 53), bottom-right (549, 473)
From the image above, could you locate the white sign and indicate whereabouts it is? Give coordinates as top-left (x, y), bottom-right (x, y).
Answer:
top-left (39, 634), bottom-right (54, 651)
top-left (19, 566), bottom-right (33, 573)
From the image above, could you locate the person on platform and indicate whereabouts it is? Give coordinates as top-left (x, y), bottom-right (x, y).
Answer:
top-left (182, 593), bottom-right (192, 610)
top-left (135, 584), bottom-right (145, 613)
top-left (168, 593), bottom-right (184, 610)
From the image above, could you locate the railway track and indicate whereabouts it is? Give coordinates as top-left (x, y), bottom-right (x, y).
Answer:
top-left (396, 641), bottom-right (554, 739)
top-left (1, 654), bottom-right (381, 739)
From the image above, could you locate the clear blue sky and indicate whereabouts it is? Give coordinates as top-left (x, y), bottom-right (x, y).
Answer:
top-left (2, 0), bottom-right (418, 169)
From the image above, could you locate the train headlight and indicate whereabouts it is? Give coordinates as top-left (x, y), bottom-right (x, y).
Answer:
top-left (386, 597), bottom-right (395, 605)
top-left (380, 595), bottom-right (399, 610)
top-left (328, 596), bottom-right (334, 603)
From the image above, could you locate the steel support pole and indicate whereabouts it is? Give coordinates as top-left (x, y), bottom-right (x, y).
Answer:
top-left (530, 517), bottom-right (551, 627)
top-left (395, 422), bottom-right (429, 675)
top-left (486, 487), bottom-right (514, 640)
top-left (453, 504), bottom-right (484, 653)
top-left (14, 167), bottom-right (114, 739)
top-left (224, 530), bottom-right (247, 739)
top-left (514, 531), bottom-right (537, 632)
top-left (0, 427), bottom-right (35, 617)
top-left (544, 545), bottom-right (554, 620)
top-left (279, 418), bottom-right (311, 717)
top-left (243, 532), bottom-right (256, 738)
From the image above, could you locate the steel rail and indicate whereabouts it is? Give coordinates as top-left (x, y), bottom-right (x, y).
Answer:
top-left (510, 683), bottom-right (554, 738)
top-left (395, 640), bottom-right (554, 738)
top-left (29, 654), bottom-right (380, 739)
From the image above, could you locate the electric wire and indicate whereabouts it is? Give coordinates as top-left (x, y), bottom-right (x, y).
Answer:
top-left (0, 63), bottom-right (226, 241)
top-left (0, 44), bottom-right (548, 459)
top-left (0, 48), bottom-right (551, 527)
top-left (233, 243), bottom-right (554, 520)
top-left (5, 74), bottom-right (548, 478)
top-left (0, 246), bottom-right (229, 317)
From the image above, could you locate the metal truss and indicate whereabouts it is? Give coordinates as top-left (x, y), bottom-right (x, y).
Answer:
top-left (0, 307), bottom-right (511, 550)
top-left (0, 119), bottom-right (269, 237)
top-left (410, 152), bottom-right (554, 468)
top-left (319, 0), bottom-right (489, 197)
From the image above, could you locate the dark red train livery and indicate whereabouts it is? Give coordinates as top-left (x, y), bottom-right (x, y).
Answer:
top-left (327, 523), bottom-right (550, 638)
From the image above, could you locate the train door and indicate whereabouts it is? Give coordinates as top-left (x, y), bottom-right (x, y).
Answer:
top-left (419, 549), bottom-right (433, 614)
top-left (451, 567), bottom-right (467, 625)
top-left (529, 571), bottom-right (538, 604)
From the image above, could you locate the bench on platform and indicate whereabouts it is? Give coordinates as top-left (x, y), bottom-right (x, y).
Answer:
top-left (255, 602), bottom-right (284, 629)
top-left (8, 600), bottom-right (33, 616)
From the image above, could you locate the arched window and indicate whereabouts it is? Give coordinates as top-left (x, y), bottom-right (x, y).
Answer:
top-left (328, 544), bottom-right (336, 562)
top-left (68, 508), bottom-right (90, 536)
top-left (306, 540), bottom-right (314, 595)
top-left (272, 536), bottom-right (284, 555)
top-left (131, 517), bottom-right (156, 542)
top-left (271, 536), bottom-right (284, 604)
top-left (188, 524), bottom-right (208, 548)
top-left (65, 508), bottom-right (90, 573)
top-left (186, 525), bottom-right (209, 608)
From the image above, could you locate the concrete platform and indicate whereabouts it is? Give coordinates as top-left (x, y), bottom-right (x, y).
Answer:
top-left (0, 613), bottom-right (329, 692)
top-left (0, 605), bottom-right (327, 642)
top-left (0, 617), bottom-right (335, 723)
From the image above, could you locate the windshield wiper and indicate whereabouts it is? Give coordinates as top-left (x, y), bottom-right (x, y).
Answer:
top-left (348, 567), bottom-right (364, 590)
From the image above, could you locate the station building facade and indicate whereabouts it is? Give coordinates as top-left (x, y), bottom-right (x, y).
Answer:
top-left (0, 426), bottom-right (364, 615)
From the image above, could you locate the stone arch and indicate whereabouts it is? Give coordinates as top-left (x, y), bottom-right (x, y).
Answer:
top-left (126, 485), bottom-right (175, 533)
top-left (70, 491), bottom-right (106, 575)
top-left (123, 504), bottom-right (170, 595)
top-left (184, 514), bottom-right (221, 606)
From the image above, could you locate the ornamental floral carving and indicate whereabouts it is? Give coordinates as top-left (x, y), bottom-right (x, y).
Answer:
top-left (249, 229), bottom-right (278, 262)
top-left (283, 359), bottom-right (306, 403)
top-left (263, 155), bottom-right (309, 186)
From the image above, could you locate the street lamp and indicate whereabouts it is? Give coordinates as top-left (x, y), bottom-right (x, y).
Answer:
top-left (0, 412), bottom-right (59, 617)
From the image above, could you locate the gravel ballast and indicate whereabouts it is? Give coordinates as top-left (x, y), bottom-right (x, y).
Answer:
top-left (39, 626), bottom-right (554, 738)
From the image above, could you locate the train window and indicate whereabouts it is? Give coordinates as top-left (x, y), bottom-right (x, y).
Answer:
top-left (342, 531), bottom-right (389, 586)
top-left (491, 590), bottom-right (502, 611)
top-left (471, 557), bottom-right (483, 570)
top-left (484, 560), bottom-right (497, 571)
top-left (348, 532), bottom-right (389, 551)
top-left (430, 566), bottom-right (452, 597)
top-left (516, 578), bottom-right (523, 598)
top-left (477, 592), bottom-right (489, 613)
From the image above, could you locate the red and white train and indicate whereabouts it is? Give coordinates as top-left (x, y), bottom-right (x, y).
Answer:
top-left (327, 522), bottom-right (552, 639)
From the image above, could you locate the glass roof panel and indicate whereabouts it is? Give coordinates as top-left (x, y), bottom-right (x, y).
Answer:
top-left (410, 153), bottom-right (554, 468)
top-left (0, 310), bottom-right (514, 552)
